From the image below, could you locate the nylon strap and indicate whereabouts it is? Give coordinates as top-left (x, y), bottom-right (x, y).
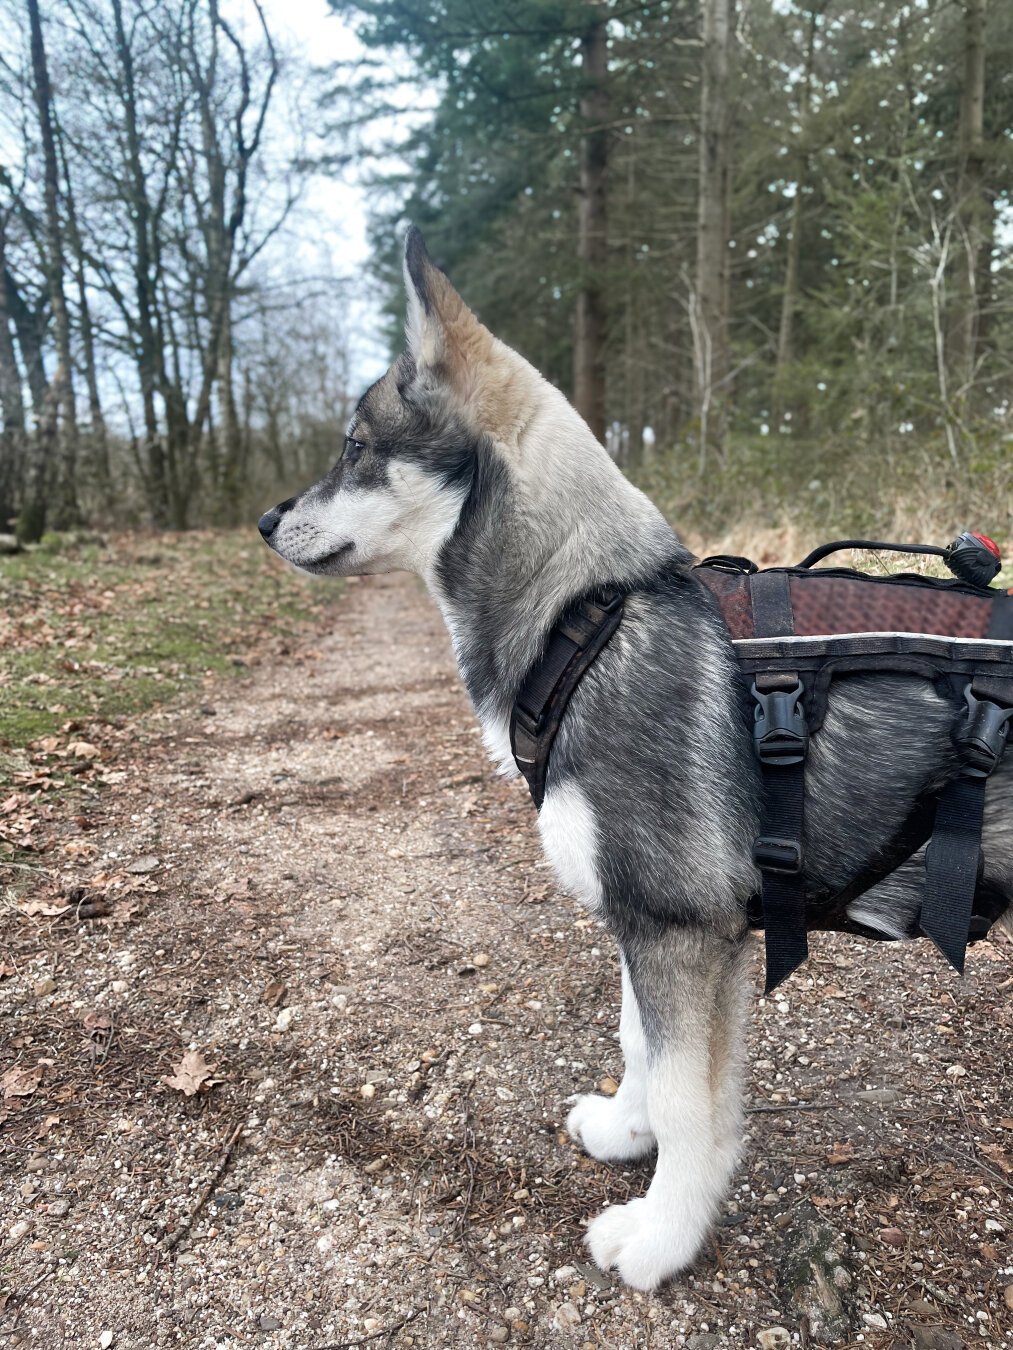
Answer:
top-left (510, 587), bottom-right (625, 809)
top-left (756, 753), bottom-right (809, 992)
top-left (987, 593), bottom-right (1013, 640)
top-left (919, 774), bottom-right (987, 973)
top-left (749, 573), bottom-right (809, 992)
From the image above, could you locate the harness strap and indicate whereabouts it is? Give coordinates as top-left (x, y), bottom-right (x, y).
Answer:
top-left (748, 575), bottom-right (811, 993)
top-left (919, 679), bottom-right (1013, 970)
top-left (987, 593), bottom-right (1013, 640)
top-left (510, 587), bottom-right (625, 809)
top-left (920, 775), bottom-right (988, 972)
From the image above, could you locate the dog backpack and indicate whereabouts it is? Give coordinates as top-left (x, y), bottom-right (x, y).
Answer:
top-left (510, 533), bottom-right (1013, 992)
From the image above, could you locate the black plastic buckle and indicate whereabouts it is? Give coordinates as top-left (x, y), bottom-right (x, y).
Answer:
top-left (753, 836), bottom-right (803, 874)
top-left (957, 684), bottom-right (1013, 778)
top-left (751, 679), bottom-right (808, 766)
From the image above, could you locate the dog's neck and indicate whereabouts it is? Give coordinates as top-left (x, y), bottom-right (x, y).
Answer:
top-left (427, 388), bottom-right (688, 768)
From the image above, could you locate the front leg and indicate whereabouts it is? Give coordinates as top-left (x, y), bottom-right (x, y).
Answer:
top-left (567, 957), bottom-right (656, 1161)
top-left (585, 927), bottom-right (751, 1290)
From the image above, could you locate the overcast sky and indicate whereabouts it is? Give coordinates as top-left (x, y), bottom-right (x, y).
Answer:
top-left (253, 0), bottom-right (392, 390)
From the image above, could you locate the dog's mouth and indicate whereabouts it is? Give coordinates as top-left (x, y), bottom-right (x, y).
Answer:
top-left (298, 543), bottom-right (355, 575)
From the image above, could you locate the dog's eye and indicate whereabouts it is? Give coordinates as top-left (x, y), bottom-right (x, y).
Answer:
top-left (343, 437), bottom-right (366, 464)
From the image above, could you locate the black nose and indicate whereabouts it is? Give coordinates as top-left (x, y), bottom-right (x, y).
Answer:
top-left (258, 506), bottom-right (282, 540)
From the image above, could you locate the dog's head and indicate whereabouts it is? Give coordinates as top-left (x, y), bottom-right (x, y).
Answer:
top-left (258, 227), bottom-right (598, 582)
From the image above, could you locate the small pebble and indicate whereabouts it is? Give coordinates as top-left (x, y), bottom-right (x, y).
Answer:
top-left (1003, 1285), bottom-right (1013, 1311)
top-left (359, 1083), bottom-right (375, 1100)
top-left (110, 980), bottom-right (129, 994)
top-left (99, 1333), bottom-right (114, 1349)
top-left (8, 1221), bottom-right (31, 1242)
top-left (126, 856), bottom-right (159, 874)
top-left (33, 977), bottom-right (56, 996)
top-left (472, 952), bottom-right (489, 967)
top-left (275, 1007), bottom-right (296, 1032)
top-left (489, 1328), bottom-right (509, 1345)
top-left (862, 1313), bottom-right (888, 1330)
top-left (552, 1303), bottom-right (581, 1331)
top-left (48, 1199), bottom-right (70, 1218)
top-left (757, 1330), bottom-right (790, 1350)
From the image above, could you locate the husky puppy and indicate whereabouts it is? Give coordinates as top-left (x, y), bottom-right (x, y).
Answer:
top-left (259, 228), bottom-right (1012, 1290)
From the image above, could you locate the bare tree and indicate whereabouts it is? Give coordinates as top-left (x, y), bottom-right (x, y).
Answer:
top-left (693, 0), bottom-right (735, 462)
top-left (572, 10), bottom-right (608, 444)
top-left (774, 2), bottom-right (825, 417)
top-left (25, 0), bottom-right (79, 534)
top-left (949, 0), bottom-right (988, 401)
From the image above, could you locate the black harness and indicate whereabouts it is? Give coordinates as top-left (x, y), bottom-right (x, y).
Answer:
top-left (509, 543), bottom-right (1013, 993)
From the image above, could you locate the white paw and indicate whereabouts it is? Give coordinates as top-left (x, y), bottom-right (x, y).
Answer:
top-left (566, 1093), bottom-right (655, 1163)
top-left (586, 1198), bottom-right (703, 1291)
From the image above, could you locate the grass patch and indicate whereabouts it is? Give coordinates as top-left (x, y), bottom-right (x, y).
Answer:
top-left (0, 529), bottom-right (342, 771)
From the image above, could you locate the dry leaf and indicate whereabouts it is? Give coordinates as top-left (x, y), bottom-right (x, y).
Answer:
top-left (65, 740), bottom-right (101, 759)
top-left (161, 1049), bottom-right (218, 1097)
top-left (83, 1011), bottom-right (112, 1033)
top-left (826, 1139), bottom-right (855, 1166)
top-left (262, 981), bottom-right (286, 1008)
top-left (16, 899), bottom-right (70, 918)
top-left (2, 1064), bottom-right (43, 1099)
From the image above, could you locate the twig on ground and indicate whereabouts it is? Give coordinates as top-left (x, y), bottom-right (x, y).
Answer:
top-left (310, 1306), bottom-right (423, 1349)
top-left (747, 1102), bottom-right (828, 1114)
top-left (162, 1119), bottom-right (245, 1253)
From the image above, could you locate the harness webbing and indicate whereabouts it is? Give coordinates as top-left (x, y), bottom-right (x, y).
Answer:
top-left (509, 586), bottom-right (625, 809)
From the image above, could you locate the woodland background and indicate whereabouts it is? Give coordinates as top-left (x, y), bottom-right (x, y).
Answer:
top-left (0, 0), bottom-right (1011, 547)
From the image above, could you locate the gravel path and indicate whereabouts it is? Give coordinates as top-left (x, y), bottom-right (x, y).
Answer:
top-left (2, 571), bottom-right (1012, 1350)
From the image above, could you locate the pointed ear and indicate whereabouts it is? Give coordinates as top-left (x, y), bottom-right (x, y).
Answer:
top-left (403, 225), bottom-right (444, 367)
top-left (403, 226), bottom-right (491, 374)
top-left (402, 225), bottom-right (532, 442)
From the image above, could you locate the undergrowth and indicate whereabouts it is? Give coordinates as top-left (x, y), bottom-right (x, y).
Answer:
top-left (635, 433), bottom-right (1013, 586)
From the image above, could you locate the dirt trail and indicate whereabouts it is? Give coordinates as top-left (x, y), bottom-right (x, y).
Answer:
top-left (2, 573), bottom-right (1012, 1350)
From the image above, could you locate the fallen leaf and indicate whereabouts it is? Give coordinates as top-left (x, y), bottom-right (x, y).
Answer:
top-left (16, 899), bottom-right (70, 918)
top-left (83, 1011), bottom-right (113, 1033)
top-left (878, 1227), bottom-right (905, 1245)
top-left (262, 981), bottom-right (286, 1008)
top-left (826, 1139), bottom-right (855, 1166)
top-left (65, 740), bottom-right (100, 760)
top-left (161, 1050), bottom-right (218, 1097)
top-left (598, 1076), bottom-right (619, 1097)
top-left (2, 1064), bottom-right (43, 1099)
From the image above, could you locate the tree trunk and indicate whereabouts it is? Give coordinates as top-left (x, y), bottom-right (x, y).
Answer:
top-left (26, 0), bottom-right (80, 530)
top-left (774, 4), bottom-right (820, 418)
top-left (572, 13), bottom-right (608, 444)
top-left (218, 298), bottom-right (242, 522)
top-left (693, 0), bottom-right (735, 465)
top-left (4, 266), bottom-right (53, 543)
top-left (0, 234), bottom-right (26, 529)
top-left (111, 0), bottom-right (168, 524)
top-left (949, 0), bottom-right (987, 401)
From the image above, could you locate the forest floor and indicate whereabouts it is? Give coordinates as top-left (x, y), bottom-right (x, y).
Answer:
top-left (1, 531), bottom-right (1012, 1350)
